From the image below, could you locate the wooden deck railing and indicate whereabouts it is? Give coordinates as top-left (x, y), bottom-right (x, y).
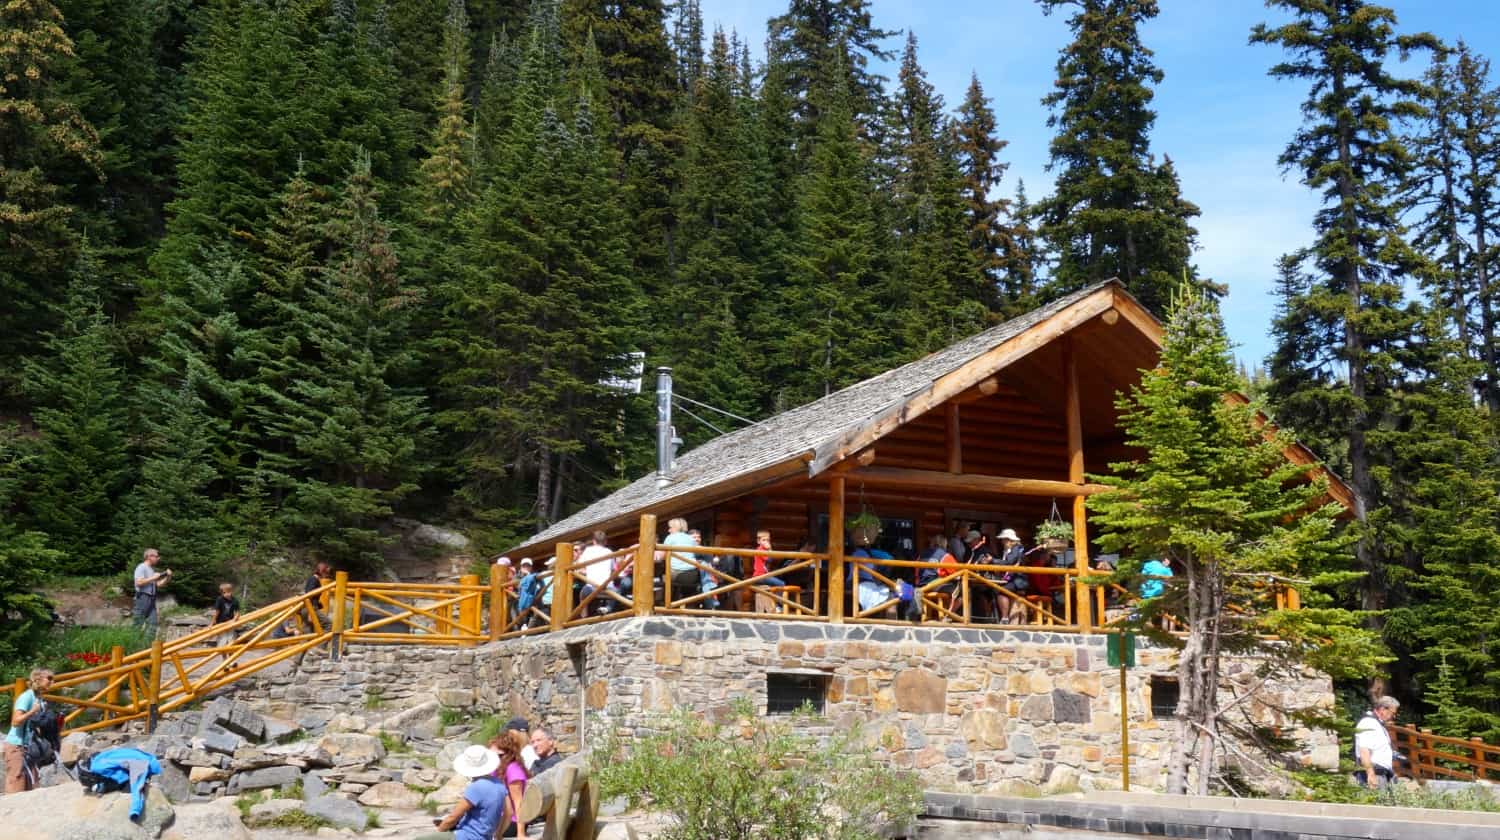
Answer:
top-left (2, 573), bottom-right (501, 736)
top-left (1390, 723), bottom-right (1500, 782)
top-left (4, 515), bottom-right (1310, 735)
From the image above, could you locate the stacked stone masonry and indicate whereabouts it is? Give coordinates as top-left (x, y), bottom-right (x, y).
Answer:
top-left (237, 617), bottom-right (1337, 792)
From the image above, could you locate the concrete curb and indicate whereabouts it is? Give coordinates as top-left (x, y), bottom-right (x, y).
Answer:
top-left (923, 790), bottom-right (1500, 839)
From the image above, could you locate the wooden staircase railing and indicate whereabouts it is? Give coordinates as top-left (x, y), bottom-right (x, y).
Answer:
top-left (1390, 723), bottom-right (1500, 782)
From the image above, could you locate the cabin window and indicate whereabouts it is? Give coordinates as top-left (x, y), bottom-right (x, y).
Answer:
top-left (767, 672), bottom-right (828, 715)
top-left (1150, 676), bottom-right (1179, 719)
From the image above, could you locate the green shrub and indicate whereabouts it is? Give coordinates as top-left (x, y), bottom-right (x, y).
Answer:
top-left (438, 706), bottom-right (464, 727)
top-left (258, 810), bottom-right (333, 830)
top-left (1292, 768), bottom-right (1500, 812)
top-left (594, 702), bottom-right (923, 840)
top-left (470, 713), bottom-right (509, 746)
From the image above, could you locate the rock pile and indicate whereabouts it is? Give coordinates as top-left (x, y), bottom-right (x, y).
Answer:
top-left (54, 694), bottom-right (476, 833)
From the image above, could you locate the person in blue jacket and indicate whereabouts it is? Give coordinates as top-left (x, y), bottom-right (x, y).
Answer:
top-left (82, 747), bottom-right (161, 821)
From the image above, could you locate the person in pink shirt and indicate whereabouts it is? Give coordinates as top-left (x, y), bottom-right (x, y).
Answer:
top-left (487, 729), bottom-right (529, 839)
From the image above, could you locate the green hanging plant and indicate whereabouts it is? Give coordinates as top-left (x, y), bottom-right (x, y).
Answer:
top-left (1035, 519), bottom-right (1073, 546)
top-left (847, 510), bottom-right (882, 533)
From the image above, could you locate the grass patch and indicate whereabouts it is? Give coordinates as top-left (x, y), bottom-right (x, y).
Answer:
top-left (234, 789), bottom-right (269, 820)
top-left (470, 713), bottom-right (509, 746)
top-left (422, 796), bottom-right (442, 815)
top-left (438, 706), bottom-right (465, 727)
top-left (258, 810), bottom-right (334, 831)
top-left (377, 730), bottom-right (407, 754)
top-left (365, 807), bottom-right (382, 829)
top-left (364, 685), bottom-right (386, 710)
top-left (43, 574), bottom-right (123, 594)
top-left (1291, 768), bottom-right (1500, 812)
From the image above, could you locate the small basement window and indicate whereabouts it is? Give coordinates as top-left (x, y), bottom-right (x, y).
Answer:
top-left (1150, 676), bottom-right (1179, 719)
top-left (767, 672), bottom-right (828, 715)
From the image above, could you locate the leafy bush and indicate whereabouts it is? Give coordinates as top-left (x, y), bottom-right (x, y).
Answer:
top-left (594, 702), bottom-right (923, 840)
top-left (1292, 768), bottom-right (1500, 812)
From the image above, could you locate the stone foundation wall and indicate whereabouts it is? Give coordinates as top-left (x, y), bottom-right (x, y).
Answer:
top-left (234, 617), bottom-right (1336, 793)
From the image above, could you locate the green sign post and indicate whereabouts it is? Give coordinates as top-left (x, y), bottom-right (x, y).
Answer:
top-left (1106, 632), bottom-right (1136, 790)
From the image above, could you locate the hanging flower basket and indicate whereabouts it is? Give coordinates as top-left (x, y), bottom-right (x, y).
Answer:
top-left (1035, 519), bottom-right (1073, 553)
top-left (847, 510), bottom-right (882, 546)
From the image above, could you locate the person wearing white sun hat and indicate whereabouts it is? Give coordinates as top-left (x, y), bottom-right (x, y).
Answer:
top-left (415, 744), bottom-right (506, 840)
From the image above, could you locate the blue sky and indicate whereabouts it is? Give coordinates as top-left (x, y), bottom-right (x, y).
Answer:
top-left (699, 0), bottom-right (1500, 366)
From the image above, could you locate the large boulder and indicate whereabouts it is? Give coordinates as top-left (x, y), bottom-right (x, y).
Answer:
top-left (356, 781), bottom-right (424, 809)
top-left (409, 522), bottom-right (470, 551)
top-left (226, 764), bottom-right (301, 795)
top-left (316, 732), bottom-right (387, 766)
top-left (201, 698), bottom-right (266, 742)
top-left (162, 799), bottom-right (251, 840)
top-left (0, 781), bottom-right (174, 840)
top-left (302, 794), bottom-right (369, 831)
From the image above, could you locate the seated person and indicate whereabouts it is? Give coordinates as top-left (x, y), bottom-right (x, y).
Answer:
top-left (751, 530), bottom-right (789, 612)
top-left (849, 543), bottom-right (897, 617)
top-left (917, 534), bottom-right (957, 586)
top-left (529, 725), bottom-right (563, 774)
top-left (991, 530), bottom-right (1030, 625)
top-left (690, 529), bottom-right (720, 610)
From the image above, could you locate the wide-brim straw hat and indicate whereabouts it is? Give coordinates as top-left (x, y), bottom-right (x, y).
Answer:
top-left (452, 744), bottom-right (501, 778)
top-left (998, 529), bottom-right (1020, 542)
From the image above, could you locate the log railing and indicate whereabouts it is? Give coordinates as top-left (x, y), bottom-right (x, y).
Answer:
top-left (2, 573), bottom-right (504, 736)
top-left (1390, 724), bottom-right (1500, 782)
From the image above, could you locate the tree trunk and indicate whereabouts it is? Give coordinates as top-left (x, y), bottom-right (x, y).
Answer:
top-left (1468, 139), bottom-right (1499, 412)
top-left (1332, 70), bottom-right (1382, 626)
top-left (534, 444), bottom-right (554, 527)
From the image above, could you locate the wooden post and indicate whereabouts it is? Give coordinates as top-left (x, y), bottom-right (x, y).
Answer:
top-left (568, 775), bottom-right (599, 840)
top-left (458, 574), bottom-right (481, 642)
top-left (551, 543), bottom-right (574, 632)
top-left (1065, 337), bottom-right (1092, 631)
top-left (490, 563), bottom-right (508, 642)
top-left (827, 476), bottom-right (846, 623)
top-left (552, 764), bottom-right (579, 839)
top-left (634, 515), bottom-right (657, 617)
top-left (945, 403), bottom-right (962, 474)
top-left (147, 639), bottom-right (164, 733)
top-left (330, 571), bottom-right (348, 659)
top-left (107, 645), bottom-right (123, 718)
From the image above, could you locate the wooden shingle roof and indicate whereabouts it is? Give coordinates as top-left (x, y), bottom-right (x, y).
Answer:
top-left (509, 281), bottom-right (1130, 556)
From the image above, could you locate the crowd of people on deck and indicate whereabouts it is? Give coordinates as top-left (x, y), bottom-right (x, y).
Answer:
top-left (499, 518), bottom-right (1174, 627)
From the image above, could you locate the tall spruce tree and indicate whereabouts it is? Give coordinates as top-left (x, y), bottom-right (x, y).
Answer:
top-left (1089, 288), bottom-right (1378, 795)
top-left (667, 28), bottom-right (767, 430)
top-left (22, 251), bottom-right (131, 575)
top-left (124, 381), bottom-right (233, 603)
top-left (262, 155), bottom-right (427, 570)
top-left (766, 0), bottom-right (894, 136)
top-left (1034, 0), bottom-right (1203, 313)
top-left (1405, 43), bottom-right (1500, 410)
top-left (0, 0), bottom-right (103, 393)
top-left (0, 425), bottom-right (60, 663)
top-left (1382, 343), bottom-right (1500, 740)
top-left (1253, 2), bottom-right (1437, 641)
top-left (773, 51), bottom-right (886, 407)
top-left (953, 73), bottom-right (1014, 311)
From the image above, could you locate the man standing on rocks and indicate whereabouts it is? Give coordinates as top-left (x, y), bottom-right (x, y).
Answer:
top-left (132, 548), bottom-right (171, 634)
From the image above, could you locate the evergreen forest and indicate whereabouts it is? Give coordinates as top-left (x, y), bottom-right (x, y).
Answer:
top-left (6, 0), bottom-right (1500, 743)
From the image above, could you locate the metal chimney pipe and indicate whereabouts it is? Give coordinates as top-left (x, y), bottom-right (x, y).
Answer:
top-left (656, 367), bottom-right (674, 488)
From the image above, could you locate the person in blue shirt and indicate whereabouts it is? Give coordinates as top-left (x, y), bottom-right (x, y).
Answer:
top-left (419, 744), bottom-right (511, 840)
top-left (657, 518), bottom-right (701, 602)
top-left (1140, 557), bottom-right (1173, 599)
top-left (4, 668), bottom-right (54, 793)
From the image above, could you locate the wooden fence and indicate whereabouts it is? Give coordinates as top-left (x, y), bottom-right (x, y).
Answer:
top-left (1390, 723), bottom-right (1500, 782)
top-left (4, 514), bottom-right (1307, 735)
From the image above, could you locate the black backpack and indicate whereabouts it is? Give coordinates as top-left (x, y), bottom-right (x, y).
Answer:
top-left (24, 704), bottom-right (61, 768)
top-left (75, 753), bottom-right (130, 795)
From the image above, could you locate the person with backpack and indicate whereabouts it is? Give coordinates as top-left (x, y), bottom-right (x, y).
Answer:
top-left (4, 668), bottom-right (55, 793)
top-left (1354, 695), bottom-right (1401, 789)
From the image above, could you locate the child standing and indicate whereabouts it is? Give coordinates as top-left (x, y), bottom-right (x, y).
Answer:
top-left (212, 583), bottom-right (240, 657)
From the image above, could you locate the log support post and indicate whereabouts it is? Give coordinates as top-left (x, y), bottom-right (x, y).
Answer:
top-left (107, 645), bottom-right (123, 718)
top-left (147, 640), bottom-right (164, 733)
top-left (946, 402), bottom-right (962, 474)
top-left (330, 571), bottom-right (348, 659)
top-left (828, 475), bottom-right (846, 623)
top-left (551, 543), bottom-right (574, 632)
top-left (458, 573), bottom-right (480, 642)
top-left (633, 515), bottom-right (657, 617)
top-left (490, 562), bottom-right (509, 641)
top-left (1065, 337), bottom-right (1093, 631)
